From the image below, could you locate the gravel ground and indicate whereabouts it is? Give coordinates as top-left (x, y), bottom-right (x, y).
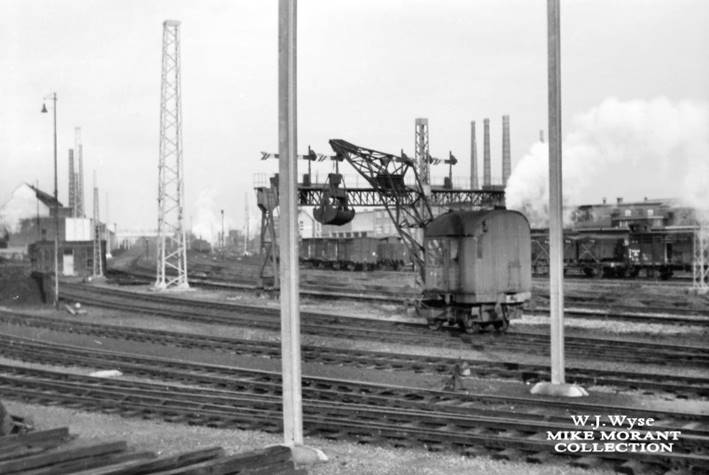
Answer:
top-left (2, 306), bottom-right (708, 416)
top-left (1, 261), bottom-right (706, 474)
top-left (3, 401), bottom-right (609, 475)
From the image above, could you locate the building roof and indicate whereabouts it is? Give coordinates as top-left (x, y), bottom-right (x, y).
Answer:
top-left (27, 183), bottom-right (63, 208)
top-left (425, 209), bottom-right (528, 237)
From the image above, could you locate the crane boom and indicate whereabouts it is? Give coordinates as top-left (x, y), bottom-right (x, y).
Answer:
top-left (329, 139), bottom-right (434, 277)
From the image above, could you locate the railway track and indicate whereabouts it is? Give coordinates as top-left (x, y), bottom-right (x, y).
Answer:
top-left (529, 306), bottom-right (709, 326)
top-left (1, 311), bottom-right (707, 398)
top-left (107, 267), bottom-right (412, 303)
top-left (56, 284), bottom-right (709, 368)
top-left (1, 340), bottom-right (708, 472)
top-left (107, 268), bottom-right (709, 324)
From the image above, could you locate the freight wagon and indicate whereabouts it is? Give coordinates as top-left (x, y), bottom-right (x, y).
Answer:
top-left (299, 237), bottom-right (410, 270)
top-left (530, 227), bottom-right (696, 279)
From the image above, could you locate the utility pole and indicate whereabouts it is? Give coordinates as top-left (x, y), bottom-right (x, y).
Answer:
top-left (278, 0), bottom-right (303, 447)
top-left (531, 0), bottom-right (586, 398)
top-left (155, 19), bottom-right (189, 290)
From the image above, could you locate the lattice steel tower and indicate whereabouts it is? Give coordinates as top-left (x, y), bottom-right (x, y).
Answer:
top-left (155, 19), bottom-right (189, 290)
top-left (693, 223), bottom-right (709, 293)
top-left (415, 118), bottom-right (430, 186)
top-left (92, 171), bottom-right (103, 277)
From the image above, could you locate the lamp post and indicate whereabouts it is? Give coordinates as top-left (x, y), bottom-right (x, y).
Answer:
top-left (41, 92), bottom-right (59, 307)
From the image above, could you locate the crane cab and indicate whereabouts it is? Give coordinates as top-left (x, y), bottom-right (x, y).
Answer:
top-left (422, 209), bottom-right (531, 332)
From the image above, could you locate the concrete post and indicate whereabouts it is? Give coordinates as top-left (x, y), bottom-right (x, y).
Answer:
top-left (530, 0), bottom-right (587, 399)
top-left (278, 0), bottom-right (304, 446)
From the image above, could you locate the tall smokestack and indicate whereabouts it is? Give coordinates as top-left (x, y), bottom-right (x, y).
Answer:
top-left (470, 121), bottom-right (478, 189)
top-left (539, 129), bottom-right (545, 143)
top-left (75, 127), bottom-right (85, 217)
top-left (502, 115), bottom-right (511, 186)
top-left (483, 118), bottom-right (491, 187)
top-left (68, 149), bottom-right (76, 216)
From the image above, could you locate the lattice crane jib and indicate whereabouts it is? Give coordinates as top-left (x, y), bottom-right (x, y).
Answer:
top-left (328, 139), bottom-right (435, 279)
top-left (155, 19), bottom-right (189, 290)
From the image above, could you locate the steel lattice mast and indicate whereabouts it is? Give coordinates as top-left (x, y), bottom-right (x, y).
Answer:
top-left (155, 19), bottom-right (189, 290)
top-left (414, 118), bottom-right (430, 186)
top-left (693, 223), bottom-right (709, 293)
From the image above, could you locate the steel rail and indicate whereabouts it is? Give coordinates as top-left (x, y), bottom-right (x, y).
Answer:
top-left (0, 363), bottom-right (707, 472)
top-left (0, 314), bottom-right (707, 399)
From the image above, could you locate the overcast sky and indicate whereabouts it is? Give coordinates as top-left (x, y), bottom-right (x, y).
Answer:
top-left (1, 0), bottom-right (708, 238)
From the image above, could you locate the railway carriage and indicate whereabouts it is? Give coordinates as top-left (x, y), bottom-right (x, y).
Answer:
top-left (422, 209), bottom-right (531, 332)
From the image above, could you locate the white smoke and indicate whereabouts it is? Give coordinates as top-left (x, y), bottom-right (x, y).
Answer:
top-left (506, 97), bottom-right (709, 226)
top-left (190, 189), bottom-right (234, 244)
top-left (0, 184), bottom-right (50, 233)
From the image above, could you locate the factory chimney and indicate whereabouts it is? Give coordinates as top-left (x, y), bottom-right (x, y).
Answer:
top-left (502, 115), bottom-right (511, 186)
top-left (68, 149), bottom-right (76, 216)
top-left (75, 127), bottom-right (85, 217)
top-left (92, 170), bottom-right (103, 277)
top-left (539, 129), bottom-right (545, 143)
top-left (483, 118), bottom-right (491, 187)
top-left (470, 121), bottom-right (478, 189)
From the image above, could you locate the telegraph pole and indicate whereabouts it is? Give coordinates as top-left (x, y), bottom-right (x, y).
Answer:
top-left (278, 0), bottom-right (303, 446)
top-left (531, 0), bottom-right (586, 398)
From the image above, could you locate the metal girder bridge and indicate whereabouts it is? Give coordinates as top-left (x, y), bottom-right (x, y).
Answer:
top-left (297, 186), bottom-right (503, 208)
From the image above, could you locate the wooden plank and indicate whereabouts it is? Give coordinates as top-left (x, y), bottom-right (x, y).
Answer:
top-left (72, 447), bottom-right (224, 475)
top-left (150, 445), bottom-right (292, 475)
top-left (0, 431), bottom-right (75, 462)
top-left (0, 428), bottom-right (70, 448)
top-left (20, 450), bottom-right (155, 475)
top-left (0, 441), bottom-right (127, 473)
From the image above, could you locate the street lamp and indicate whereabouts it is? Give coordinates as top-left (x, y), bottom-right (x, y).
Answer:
top-left (41, 92), bottom-right (59, 307)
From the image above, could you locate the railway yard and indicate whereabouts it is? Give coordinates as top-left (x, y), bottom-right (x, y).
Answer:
top-left (0, 251), bottom-right (708, 474)
top-left (2, 2), bottom-right (709, 474)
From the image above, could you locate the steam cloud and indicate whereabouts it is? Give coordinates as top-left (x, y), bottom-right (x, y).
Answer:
top-left (190, 189), bottom-right (234, 244)
top-left (506, 97), bottom-right (709, 226)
